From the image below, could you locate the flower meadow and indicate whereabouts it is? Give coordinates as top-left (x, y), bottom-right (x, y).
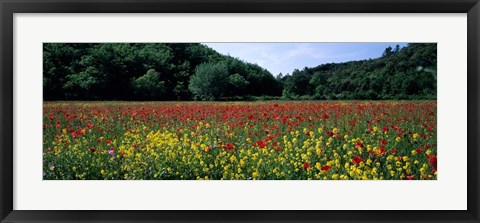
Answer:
top-left (43, 101), bottom-right (437, 180)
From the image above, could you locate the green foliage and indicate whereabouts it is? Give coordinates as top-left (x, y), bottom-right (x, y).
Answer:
top-left (43, 43), bottom-right (279, 101)
top-left (63, 67), bottom-right (100, 100)
top-left (189, 62), bottom-right (229, 101)
top-left (282, 43), bottom-right (437, 100)
top-left (43, 43), bottom-right (436, 101)
top-left (227, 73), bottom-right (249, 96)
top-left (282, 68), bottom-right (313, 99)
top-left (43, 43), bottom-right (89, 100)
top-left (132, 69), bottom-right (166, 100)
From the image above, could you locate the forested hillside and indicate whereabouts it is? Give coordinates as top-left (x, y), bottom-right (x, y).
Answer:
top-left (43, 43), bottom-right (281, 100)
top-left (281, 43), bottom-right (437, 100)
top-left (43, 43), bottom-right (436, 101)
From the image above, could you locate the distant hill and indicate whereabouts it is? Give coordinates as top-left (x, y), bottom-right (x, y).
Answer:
top-left (280, 43), bottom-right (437, 100)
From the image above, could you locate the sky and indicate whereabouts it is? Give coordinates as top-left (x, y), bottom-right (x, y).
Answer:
top-left (203, 43), bottom-right (408, 76)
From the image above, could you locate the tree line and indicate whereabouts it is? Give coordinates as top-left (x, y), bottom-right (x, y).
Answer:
top-left (280, 43), bottom-right (437, 100)
top-left (43, 43), bottom-right (436, 101)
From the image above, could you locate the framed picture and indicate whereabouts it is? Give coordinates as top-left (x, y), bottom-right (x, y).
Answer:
top-left (1, 0), bottom-right (479, 222)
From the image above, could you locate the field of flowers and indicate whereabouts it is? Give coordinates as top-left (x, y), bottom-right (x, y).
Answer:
top-left (43, 101), bottom-right (437, 180)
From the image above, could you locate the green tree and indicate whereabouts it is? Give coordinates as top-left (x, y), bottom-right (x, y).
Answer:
top-left (282, 69), bottom-right (313, 99)
top-left (227, 73), bottom-right (249, 96)
top-left (43, 43), bottom-right (88, 100)
top-left (132, 69), bottom-right (166, 100)
top-left (382, 46), bottom-right (393, 57)
top-left (63, 66), bottom-right (101, 99)
top-left (189, 62), bottom-right (229, 101)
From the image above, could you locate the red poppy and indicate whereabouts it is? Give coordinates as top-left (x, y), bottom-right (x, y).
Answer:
top-left (406, 175), bottom-right (415, 180)
top-left (391, 125), bottom-right (399, 131)
top-left (350, 118), bottom-right (357, 127)
top-left (320, 165), bottom-right (331, 171)
top-left (391, 149), bottom-right (398, 154)
top-left (378, 146), bottom-right (387, 156)
top-left (355, 141), bottom-right (364, 149)
top-left (303, 162), bottom-right (310, 170)
top-left (380, 139), bottom-right (387, 145)
top-left (265, 135), bottom-right (274, 142)
top-left (326, 131), bottom-right (334, 137)
top-left (105, 139), bottom-right (112, 144)
top-left (382, 126), bottom-right (389, 133)
top-left (223, 143), bottom-right (235, 150)
top-left (427, 155), bottom-right (437, 170)
top-left (306, 132), bottom-right (311, 137)
top-left (323, 113), bottom-right (329, 120)
top-left (275, 147), bottom-right (281, 152)
top-left (72, 129), bottom-right (84, 139)
top-left (415, 148), bottom-right (423, 153)
top-left (351, 156), bottom-right (363, 165)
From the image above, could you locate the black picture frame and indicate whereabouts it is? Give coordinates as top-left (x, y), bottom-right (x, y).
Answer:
top-left (1, 0), bottom-right (479, 222)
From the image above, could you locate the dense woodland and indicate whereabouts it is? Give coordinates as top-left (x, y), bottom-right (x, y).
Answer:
top-left (43, 43), bottom-right (436, 101)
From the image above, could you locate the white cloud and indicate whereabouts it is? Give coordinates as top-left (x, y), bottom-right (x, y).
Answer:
top-left (202, 43), bottom-right (403, 76)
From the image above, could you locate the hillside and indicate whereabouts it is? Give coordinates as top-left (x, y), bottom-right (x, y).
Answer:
top-left (280, 43), bottom-right (437, 100)
top-left (43, 43), bottom-right (436, 101)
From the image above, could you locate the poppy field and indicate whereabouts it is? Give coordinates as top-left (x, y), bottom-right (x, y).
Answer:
top-left (43, 101), bottom-right (437, 180)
